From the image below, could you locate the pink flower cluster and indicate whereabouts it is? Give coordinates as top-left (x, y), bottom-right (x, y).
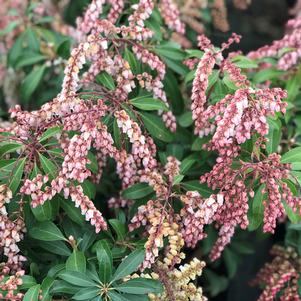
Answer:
top-left (252, 245), bottom-right (301, 301)
top-left (200, 154), bottom-right (301, 260)
top-left (159, 0), bottom-right (185, 34)
top-left (0, 185), bottom-right (26, 275)
top-left (248, 16), bottom-right (301, 70)
top-left (180, 192), bottom-right (223, 248)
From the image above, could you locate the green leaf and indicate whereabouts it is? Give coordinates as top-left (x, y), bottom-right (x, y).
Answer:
top-left (231, 55), bottom-right (258, 68)
top-left (109, 219), bottom-right (126, 240)
top-left (0, 142), bottom-right (22, 157)
top-left (20, 65), bottom-right (46, 103)
top-left (286, 65), bottom-right (301, 102)
top-left (72, 287), bottom-right (100, 300)
top-left (223, 249), bottom-right (238, 278)
top-left (15, 54), bottom-right (47, 68)
top-left (29, 221), bottom-right (66, 241)
top-left (96, 71), bottom-right (116, 90)
top-left (115, 278), bottom-right (163, 294)
top-left (39, 126), bottom-right (62, 142)
top-left (248, 185), bottom-right (265, 231)
top-left (253, 69), bottom-right (284, 84)
top-left (31, 200), bottom-right (53, 222)
top-left (60, 198), bottom-right (85, 225)
top-left (180, 156), bottom-right (197, 174)
top-left (122, 183), bottom-right (154, 199)
top-left (41, 276), bottom-right (55, 301)
top-left (66, 250), bottom-right (86, 273)
top-left (56, 39), bottom-right (71, 59)
top-left (130, 96), bottom-right (168, 111)
top-left (266, 118), bottom-right (281, 154)
top-left (59, 271), bottom-right (98, 287)
top-left (9, 157), bottom-right (26, 194)
top-left (39, 153), bottom-right (57, 179)
top-left (154, 46), bottom-right (185, 60)
top-left (223, 74), bottom-right (238, 90)
top-left (23, 284), bottom-right (40, 301)
top-left (182, 180), bottom-right (213, 197)
top-left (281, 147), bottom-right (301, 164)
top-left (124, 48), bottom-right (140, 74)
top-left (139, 112), bottom-right (173, 142)
top-left (111, 249), bottom-right (145, 282)
top-left (178, 112), bottom-right (193, 128)
top-left (19, 276), bottom-right (37, 290)
top-left (95, 240), bottom-right (112, 283)
top-left (108, 291), bottom-right (131, 301)
top-left (173, 174), bottom-right (184, 185)
top-left (50, 280), bottom-right (78, 295)
top-left (39, 241), bottom-right (71, 256)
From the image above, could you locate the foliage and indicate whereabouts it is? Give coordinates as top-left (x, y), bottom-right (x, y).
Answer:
top-left (0, 1), bottom-right (301, 301)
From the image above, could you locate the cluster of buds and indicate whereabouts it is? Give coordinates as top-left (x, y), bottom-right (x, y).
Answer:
top-left (115, 110), bottom-right (157, 169)
top-left (180, 191), bottom-right (224, 248)
top-left (0, 270), bottom-right (25, 301)
top-left (252, 245), bottom-right (301, 301)
top-left (248, 16), bottom-right (301, 70)
top-left (149, 258), bottom-right (207, 301)
top-left (0, 185), bottom-right (26, 274)
top-left (201, 154), bottom-right (301, 260)
top-left (211, 0), bottom-right (229, 32)
top-left (130, 200), bottom-right (185, 269)
top-left (159, 0), bottom-right (185, 34)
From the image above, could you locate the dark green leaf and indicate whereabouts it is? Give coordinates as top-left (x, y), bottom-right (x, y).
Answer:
top-left (182, 180), bottom-right (213, 197)
top-left (109, 219), bottom-right (126, 240)
top-left (59, 271), bottom-right (98, 287)
top-left (95, 240), bottom-right (112, 283)
top-left (29, 221), bottom-right (66, 241)
top-left (111, 249), bottom-right (145, 282)
top-left (122, 183), bottom-right (154, 200)
top-left (20, 65), bottom-right (46, 103)
top-left (72, 287), bottom-right (100, 300)
top-left (139, 112), bottom-right (173, 142)
top-left (115, 278), bottom-right (163, 294)
top-left (130, 96), bottom-right (168, 111)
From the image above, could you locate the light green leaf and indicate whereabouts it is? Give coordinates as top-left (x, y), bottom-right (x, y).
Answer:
top-left (66, 250), bottom-right (86, 273)
top-left (281, 147), bottom-right (301, 164)
top-left (96, 71), bottom-right (115, 90)
top-left (130, 96), bottom-right (168, 111)
top-left (23, 284), bottom-right (40, 301)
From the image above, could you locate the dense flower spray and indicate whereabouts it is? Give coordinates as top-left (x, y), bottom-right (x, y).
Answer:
top-left (252, 245), bottom-right (301, 301)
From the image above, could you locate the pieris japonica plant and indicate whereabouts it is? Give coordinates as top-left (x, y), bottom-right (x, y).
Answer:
top-left (1, 0), bottom-right (301, 301)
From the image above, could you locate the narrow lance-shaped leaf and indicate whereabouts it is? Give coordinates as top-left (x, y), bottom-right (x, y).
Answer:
top-left (29, 221), bottom-right (66, 241)
top-left (111, 249), bottom-right (145, 282)
top-left (66, 250), bottom-right (86, 273)
top-left (95, 240), bottom-right (112, 283)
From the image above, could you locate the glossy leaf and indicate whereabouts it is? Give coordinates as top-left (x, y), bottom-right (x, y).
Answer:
top-left (29, 221), bottom-right (66, 241)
